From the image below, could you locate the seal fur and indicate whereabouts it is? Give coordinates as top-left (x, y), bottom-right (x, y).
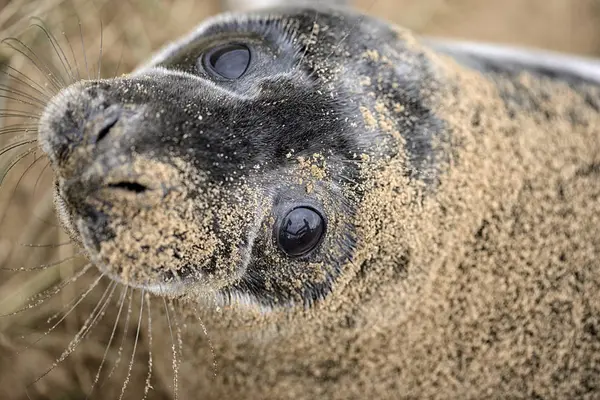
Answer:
top-left (32, 5), bottom-right (600, 398)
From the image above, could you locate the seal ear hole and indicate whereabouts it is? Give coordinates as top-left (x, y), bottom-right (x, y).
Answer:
top-left (276, 206), bottom-right (326, 258)
top-left (202, 43), bottom-right (251, 80)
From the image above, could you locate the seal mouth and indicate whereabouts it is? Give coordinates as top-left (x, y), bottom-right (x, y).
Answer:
top-left (105, 181), bottom-right (150, 193)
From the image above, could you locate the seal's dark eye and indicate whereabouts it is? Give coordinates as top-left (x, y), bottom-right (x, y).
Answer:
top-left (203, 44), bottom-right (250, 79)
top-left (277, 207), bottom-right (326, 257)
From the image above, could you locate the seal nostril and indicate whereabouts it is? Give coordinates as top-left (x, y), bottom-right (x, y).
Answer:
top-left (90, 104), bottom-right (122, 144)
top-left (107, 182), bottom-right (149, 193)
top-left (95, 114), bottom-right (119, 143)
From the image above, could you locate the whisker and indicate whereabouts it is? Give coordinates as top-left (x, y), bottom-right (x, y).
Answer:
top-left (339, 173), bottom-right (360, 186)
top-left (0, 147), bottom-right (37, 189)
top-left (339, 159), bottom-right (367, 164)
top-left (0, 140), bottom-right (37, 159)
top-left (2, 252), bottom-right (82, 271)
top-left (0, 85), bottom-right (47, 106)
top-left (0, 150), bottom-right (41, 205)
top-left (142, 293), bottom-right (153, 400)
top-left (172, 300), bottom-right (184, 396)
top-left (102, 287), bottom-right (133, 385)
top-left (15, 273), bottom-right (105, 354)
top-left (34, 190), bottom-right (64, 229)
top-left (294, 9), bottom-right (319, 75)
top-left (32, 159), bottom-right (51, 199)
top-left (0, 93), bottom-right (45, 109)
top-left (45, 268), bottom-right (104, 325)
top-left (20, 240), bottom-right (72, 248)
top-left (0, 123), bottom-right (38, 136)
top-left (0, 262), bottom-right (92, 317)
top-left (0, 64), bottom-right (55, 99)
top-left (0, 127), bottom-right (37, 140)
top-left (86, 284), bottom-right (128, 399)
top-left (29, 20), bottom-right (77, 85)
top-left (0, 109), bottom-right (40, 119)
top-left (27, 279), bottom-right (115, 387)
top-left (12, 27), bottom-right (70, 87)
top-left (28, 160), bottom-right (62, 229)
top-left (1, 37), bottom-right (65, 92)
top-left (63, 30), bottom-right (81, 82)
top-left (97, 20), bottom-right (103, 80)
top-left (112, 45), bottom-right (124, 79)
top-left (119, 289), bottom-right (145, 400)
top-left (192, 306), bottom-right (217, 377)
top-left (0, 148), bottom-right (38, 216)
top-left (163, 297), bottom-right (179, 400)
top-left (29, 19), bottom-right (85, 112)
top-left (79, 21), bottom-right (90, 81)
top-left (7, 189), bottom-right (61, 267)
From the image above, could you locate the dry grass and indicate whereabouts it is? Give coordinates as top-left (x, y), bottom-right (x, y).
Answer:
top-left (0, 0), bottom-right (598, 398)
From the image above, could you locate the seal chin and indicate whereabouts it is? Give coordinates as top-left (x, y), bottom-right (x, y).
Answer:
top-left (77, 222), bottom-right (218, 296)
top-left (52, 159), bottom-right (260, 299)
top-left (75, 216), bottom-right (218, 293)
top-left (73, 203), bottom-right (255, 297)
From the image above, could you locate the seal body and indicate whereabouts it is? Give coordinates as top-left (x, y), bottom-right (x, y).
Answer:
top-left (37, 5), bottom-right (600, 399)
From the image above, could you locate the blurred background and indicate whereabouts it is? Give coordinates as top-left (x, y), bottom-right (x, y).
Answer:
top-left (0, 0), bottom-right (599, 398)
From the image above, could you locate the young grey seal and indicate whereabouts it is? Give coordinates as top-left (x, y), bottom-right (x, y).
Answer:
top-left (16, 3), bottom-right (600, 399)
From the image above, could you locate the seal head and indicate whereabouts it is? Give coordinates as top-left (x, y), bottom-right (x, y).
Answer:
top-left (38, 6), bottom-right (443, 308)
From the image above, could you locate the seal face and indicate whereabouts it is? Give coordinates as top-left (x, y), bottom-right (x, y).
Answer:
top-left (38, 6), bottom-right (443, 309)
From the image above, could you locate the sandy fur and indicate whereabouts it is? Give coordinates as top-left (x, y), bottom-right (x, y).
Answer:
top-left (145, 38), bottom-right (600, 399)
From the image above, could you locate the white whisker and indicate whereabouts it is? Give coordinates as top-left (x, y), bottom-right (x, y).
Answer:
top-left (102, 287), bottom-right (133, 385)
top-left (164, 297), bottom-right (179, 400)
top-left (27, 279), bottom-right (114, 387)
top-left (0, 262), bottom-right (93, 317)
top-left (86, 284), bottom-right (127, 399)
top-left (142, 293), bottom-right (153, 400)
top-left (118, 289), bottom-right (145, 400)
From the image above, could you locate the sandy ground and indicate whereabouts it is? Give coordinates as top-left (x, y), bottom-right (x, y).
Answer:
top-left (0, 0), bottom-right (599, 399)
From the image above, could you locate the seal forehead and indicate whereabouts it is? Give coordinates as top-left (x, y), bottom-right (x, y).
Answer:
top-left (135, 9), bottom-right (292, 72)
top-left (135, 5), bottom-right (373, 74)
